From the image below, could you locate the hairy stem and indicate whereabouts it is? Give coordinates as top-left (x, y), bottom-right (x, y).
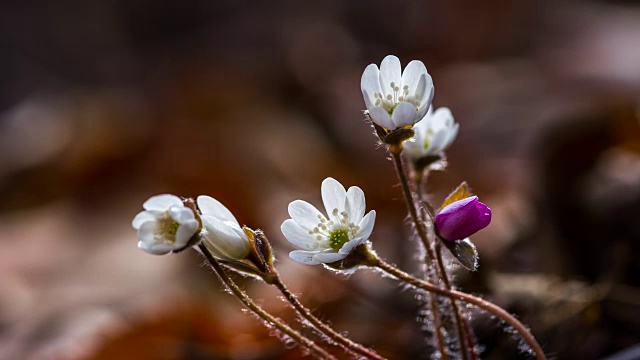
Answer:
top-left (271, 274), bottom-right (387, 360)
top-left (415, 171), bottom-right (450, 360)
top-left (390, 147), bottom-right (469, 359)
top-left (416, 169), bottom-right (478, 360)
top-left (374, 257), bottom-right (547, 360)
top-left (197, 244), bottom-right (336, 360)
top-left (436, 242), bottom-right (479, 360)
top-left (427, 286), bottom-right (450, 360)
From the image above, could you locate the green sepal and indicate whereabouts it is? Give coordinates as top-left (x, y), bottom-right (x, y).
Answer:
top-left (414, 154), bottom-right (443, 172)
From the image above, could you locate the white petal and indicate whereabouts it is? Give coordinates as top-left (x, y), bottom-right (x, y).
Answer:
top-left (197, 195), bottom-right (239, 225)
top-left (403, 137), bottom-right (422, 159)
top-left (169, 206), bottom-right (195, 224)
top-left (290, 250), bottom-right (322, 265)
top-left (356, 210), bottom-right (376, 240)
top-left (281, 219), bottom-right (318, 251)
top-left (368, 106), bottom-right (395, 129)
top-left (345, 186), bottom-right (365, 225)
top-left (430, 107), bottom-right (452, 131)
top-left (143, 194), bottom-right (183, 211)
top-left (413, 113), bottom-right (430, 133)
top-left (175, 219), bottom-right (199, 246)
top-left (412, 74), bottom-right (427, 105)
top-left (426, 129), bottom-right (447, 155)
top-left (201, 215), bottom-right (250, 260)
top-left (401, 60), bottom-right (427, 94)
top-left (391, 102), bottom-right (418, 127)
top-left (339, 237), bottom-right (366, 255)
top-left (138, 241), bottom-right (172, 255)
top-left (416, 72), bottom-right (434, 100)
top-left (321, 177), bottom-right (347, 223)
top-left (203, 240), bottom-right (231, 259)
top-left (138, 221), bottom-right (159, 243)
top-left (417, 82), bottom-right (434, 119)
top-left (313, 251), bottom-right (347, 263)
top-left (361, 64), bottom-right (381, 107)
top-left (433, 107), bottom-right (453, 125)
top-left (379, 55), bottom-right (402, 96)
top-left (132, 211), bottom-right (156, 229)
top-left (444, 123), bottom-right (459, 150)
top-left (288, 200), bottom-right (324, 231)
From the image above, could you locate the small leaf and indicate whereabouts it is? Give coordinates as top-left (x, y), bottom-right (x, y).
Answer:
top-left (440, 182), bottom-right (472, 211)
top-left (441, 238), bottom-right (479, 271)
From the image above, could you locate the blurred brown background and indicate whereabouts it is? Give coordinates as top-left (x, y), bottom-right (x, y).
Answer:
top-left (1, 0), bottom-right (640, 359)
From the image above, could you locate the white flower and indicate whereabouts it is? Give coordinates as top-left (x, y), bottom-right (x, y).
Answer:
top-left (404, 107), bottom-right (459, 159)
top-left (281, 177), bottom-right (376, 265)
top-left (197, 195), bottom-right (251, 261)
top-left (132, 194), bottom-right (199, 255)
top-left (361, 55), bottom-right (434, 130)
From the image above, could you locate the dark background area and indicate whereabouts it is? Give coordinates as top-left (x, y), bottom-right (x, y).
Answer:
top-left (1, 0), bottom-right (639, 359)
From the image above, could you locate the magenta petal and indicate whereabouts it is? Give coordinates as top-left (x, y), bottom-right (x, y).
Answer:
top-left (435, 196), bottom-right (492, 241)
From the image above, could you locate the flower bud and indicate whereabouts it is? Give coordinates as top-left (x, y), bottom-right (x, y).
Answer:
top-left (435, 196), bottom-right (491, 241)
top-left (197, 196), bottom-right (251, 261)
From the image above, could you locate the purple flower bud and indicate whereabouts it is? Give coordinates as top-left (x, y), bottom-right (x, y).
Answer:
top-left (435, 196), bottom-right (491, 241)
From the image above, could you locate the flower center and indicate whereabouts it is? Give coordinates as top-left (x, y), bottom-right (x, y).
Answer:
top-left (373, 82), bottom-right (420, 114)
top-left (328, 229), bottom-right (349, 251)
top-left (167, 222), bottom-right (180, 236)
top-left (156, 213), bottom-right (180, 244)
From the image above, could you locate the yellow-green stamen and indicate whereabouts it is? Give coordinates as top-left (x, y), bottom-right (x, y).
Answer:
top-left (167, 222), bottom-right (180, 236)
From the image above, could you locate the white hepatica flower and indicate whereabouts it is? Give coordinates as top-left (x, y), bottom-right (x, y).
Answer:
top-left (132, 194), bottom-right (199, 255)
top-left (404, 107), bottom-right (459, 159)
top-left (197, 195), bottom-right (251, 261)
top-left (282, 177), bottom-right (376, 265)
top-left (361, 55), bottom-right (434, 130)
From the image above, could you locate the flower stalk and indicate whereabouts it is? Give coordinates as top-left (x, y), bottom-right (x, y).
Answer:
top-left (221, 229), bottom-right (385, 360)
top-left (372, 255), bottom-right (547, 360)
top-left (197, 244), bottom-right (336, 360)
top-left (415, 171), bottom-right (479, 359)
top-left (389, 145), bottom-right (471, 359)
top-left (270, 274), bottom-right (387, 360)
top-left (426, 285), bottom-right (450, 360)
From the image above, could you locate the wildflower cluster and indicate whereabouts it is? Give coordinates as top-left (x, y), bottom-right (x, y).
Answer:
top-left (130, 55), bottom-right (546, 360)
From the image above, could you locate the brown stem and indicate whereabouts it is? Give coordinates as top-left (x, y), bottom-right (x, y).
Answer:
top-left (415, 169), bottom-right (452, 359)
top-left (391, 147), bottom-right (469, 359)
top-left (197, 244), bottom-right (336, 360)
top-left (417, 167), bottom-right (479, 359)
top-left (427, 285), bottom-right (450, 360)
top-left (436, 242), bottom-right (479, 360)
top-left (272, 274), bottom-right (387, 360)
top-left (374, 257), bottom-right (547, 360)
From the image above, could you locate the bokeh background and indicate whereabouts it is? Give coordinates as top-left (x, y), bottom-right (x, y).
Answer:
top-left (1, 0), bottom-right (640, 359)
